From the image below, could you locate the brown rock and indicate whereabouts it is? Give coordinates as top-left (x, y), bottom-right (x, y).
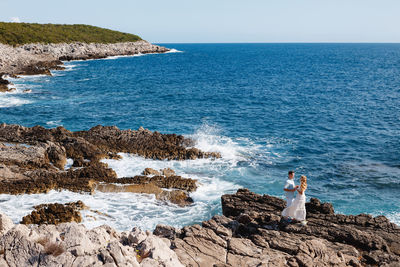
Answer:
top-left (94, 182), bottom-right (193, 206)
top-left (21, 201), bottom-right (86, 225)
top-left (18, 60), bottom-right (63, 76)
top-left (153, 189), bottom-right (400, 266)
top-left (0, 75), bottom-right (13, 92)
top-left (156, 190), bottom-right (193, 206)
top-left (161, 167), bottom-right (175, 177)
top-left (142, 168), bottom-right (161, 176)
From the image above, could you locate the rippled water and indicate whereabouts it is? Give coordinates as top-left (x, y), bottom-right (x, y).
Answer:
top-left (0, 44), bottom-right (399, 229)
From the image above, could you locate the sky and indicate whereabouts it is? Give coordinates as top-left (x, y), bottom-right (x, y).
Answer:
top-left (1, 0), bottom-right (400, 43)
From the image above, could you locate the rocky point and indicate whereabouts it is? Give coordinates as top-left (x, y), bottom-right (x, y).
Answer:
top-left (153, 188), bottom-right (400, 266)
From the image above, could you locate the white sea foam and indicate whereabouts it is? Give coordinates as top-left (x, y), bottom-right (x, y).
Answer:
top-left (165, 48), bottom-right (183, 53)
top-left (0, 124), bottom-right (245, 230)
top-left (62, 64), bottom-right (78, 71)
top-left (46, 120), bottom-right (62, 126)
top-left (386, 212), bottom-right (400, 226)
top-left (64, 158), bottom-right (74, 170)
top-left (102, 49), bottom-right (182, 60)
top-left (0, 96), bottom-right (32, 108)
top-left (372, 211), bottom-right (400, 226)
top-left (104, 53), bottom-right (144, 60)
top-left (13, 74), bottom-right (49, 79)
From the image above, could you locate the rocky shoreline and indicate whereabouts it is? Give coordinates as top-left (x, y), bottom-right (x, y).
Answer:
top-left (1, 39), bottom-right (399, 266)
top-left (0, 123), bottom-right (219, 206)
top-left (0, 189), bottom-right (399, 266)
top-left (0, 124), bottom-right (399, 266)
top-left (0, 40), bottom-right (169, 91)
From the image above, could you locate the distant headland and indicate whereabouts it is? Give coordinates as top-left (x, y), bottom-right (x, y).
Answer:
top-left (0, 22), bottom-right (169, 92)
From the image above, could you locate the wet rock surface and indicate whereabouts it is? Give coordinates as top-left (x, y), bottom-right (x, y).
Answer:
top-left (153, 188), bottom-right (400, 266)
top-left (0, 124), bottom-right (212, 205)
top-left (0, 212), bottom-right (184, 267)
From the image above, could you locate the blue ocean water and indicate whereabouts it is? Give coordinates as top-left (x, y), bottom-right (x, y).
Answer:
top-left (1, 44), bottom-right (399, 229)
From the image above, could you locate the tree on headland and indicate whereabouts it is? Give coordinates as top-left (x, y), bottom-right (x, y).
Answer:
top-left (0, 22), bottom-right (142, 46)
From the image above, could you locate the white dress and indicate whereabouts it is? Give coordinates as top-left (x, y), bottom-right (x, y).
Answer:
top-left (282, 190), bottom-right (306, 221)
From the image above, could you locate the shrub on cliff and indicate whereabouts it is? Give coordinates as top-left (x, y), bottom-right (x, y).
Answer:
top-left (0, 22), bottom-right (142, 46)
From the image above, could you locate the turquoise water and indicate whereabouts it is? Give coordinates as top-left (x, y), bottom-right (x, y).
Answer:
top-left (0, 44), bottom-right (399, 229)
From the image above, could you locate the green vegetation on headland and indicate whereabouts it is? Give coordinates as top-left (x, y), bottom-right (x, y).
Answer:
top-left (0, 22), bottom-right (142, 46)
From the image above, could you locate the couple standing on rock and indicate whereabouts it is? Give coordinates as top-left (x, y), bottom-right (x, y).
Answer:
top-left (282, 170), bottom-right (308, 225)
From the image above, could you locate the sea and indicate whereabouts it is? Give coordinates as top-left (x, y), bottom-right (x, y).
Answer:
top-left (0, 43), bottom-right (399, 230)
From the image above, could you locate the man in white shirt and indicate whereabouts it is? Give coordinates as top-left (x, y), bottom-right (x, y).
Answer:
top-left (283, 170), bottom-right (298, 208)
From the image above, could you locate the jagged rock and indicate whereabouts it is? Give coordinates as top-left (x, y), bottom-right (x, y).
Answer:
top-left (153, 224), bottom-right (181, 239)
top-left (21, 201), bottom-right (85, 225)
top-left (0, 123), bottom-right (218, 162)
top-left (0, 227), bottom-right (42, 267)
top-left (0, 212), bottom-right (14, 235)
top-left (161, 168), bottom-right (175, 177)
top-left (0, 124), bottom-right (210, 201)
top-left (142, 167), bottom-right (178, 177)
top-left (0, 75), bottom-right (12, 92)
top-left (136, 234), bottom-right (184, 267)
top-left (142, 168), bottom-right (160, 176)
top-left (128, 227), bottom-right (147, 246)
top-left (0, 212), bottom-right (183, 267)
top-left (45, 141), bottom-right (67, 170)
top-left (156, 189), bottom-right (194, 206)
top-left (153, 189), bottom-right (400, 267)
top-left (306, 197), bottom-right (335, 214)
top-left (18, 60), bottom-right (63, 76)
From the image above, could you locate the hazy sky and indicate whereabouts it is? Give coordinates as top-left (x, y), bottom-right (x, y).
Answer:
top-left (1, 0), bottom-right (400, 43)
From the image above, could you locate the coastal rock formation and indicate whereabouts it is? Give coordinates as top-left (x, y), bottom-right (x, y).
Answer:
top-left (143, 168), bottom-right (161, 176)
top-left (154, 189), bottom-right (400, 266)
top-left (94, 179), bottom-right (194, 206)
top-left (0, 212), bottom-right (184, 267)
top-left (142, 167), bottom-right (176, 177)
top-left (93, 168), bottom-right (196, 206)
top-left (1, 189), bottom-right (399, 266)
top-left (0, 124), bottom-right (213, 205)
top-left (0, 41), bottom-right (169, 76)
top-left (0, 124), bottom-right (220, 162)
top-left (0, 75), bottom-right (12, 92)
top-left (21, 201), bottom-right (86, 225)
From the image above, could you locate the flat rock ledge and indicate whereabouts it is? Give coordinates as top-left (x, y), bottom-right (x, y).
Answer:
top-left (153, 189), bottom-right (400, 267)
top-left (0, 212), bottom-right (184, 267)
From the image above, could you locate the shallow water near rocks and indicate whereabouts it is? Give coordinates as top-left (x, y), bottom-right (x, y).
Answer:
top-left (0, 44), bottom-right (399, 229)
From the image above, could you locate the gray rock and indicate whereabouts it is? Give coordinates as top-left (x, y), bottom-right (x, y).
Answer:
top-left (0, 215), bottom-right (181, 267)
top-left (0, 212), bottom-right (14, 235)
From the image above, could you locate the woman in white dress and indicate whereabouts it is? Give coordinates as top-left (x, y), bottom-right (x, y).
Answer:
top-left (282, 175), bottom-right (307, 223)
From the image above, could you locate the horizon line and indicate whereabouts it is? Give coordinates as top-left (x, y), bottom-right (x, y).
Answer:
top-left (154, 41), bottom-right (400, 44)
